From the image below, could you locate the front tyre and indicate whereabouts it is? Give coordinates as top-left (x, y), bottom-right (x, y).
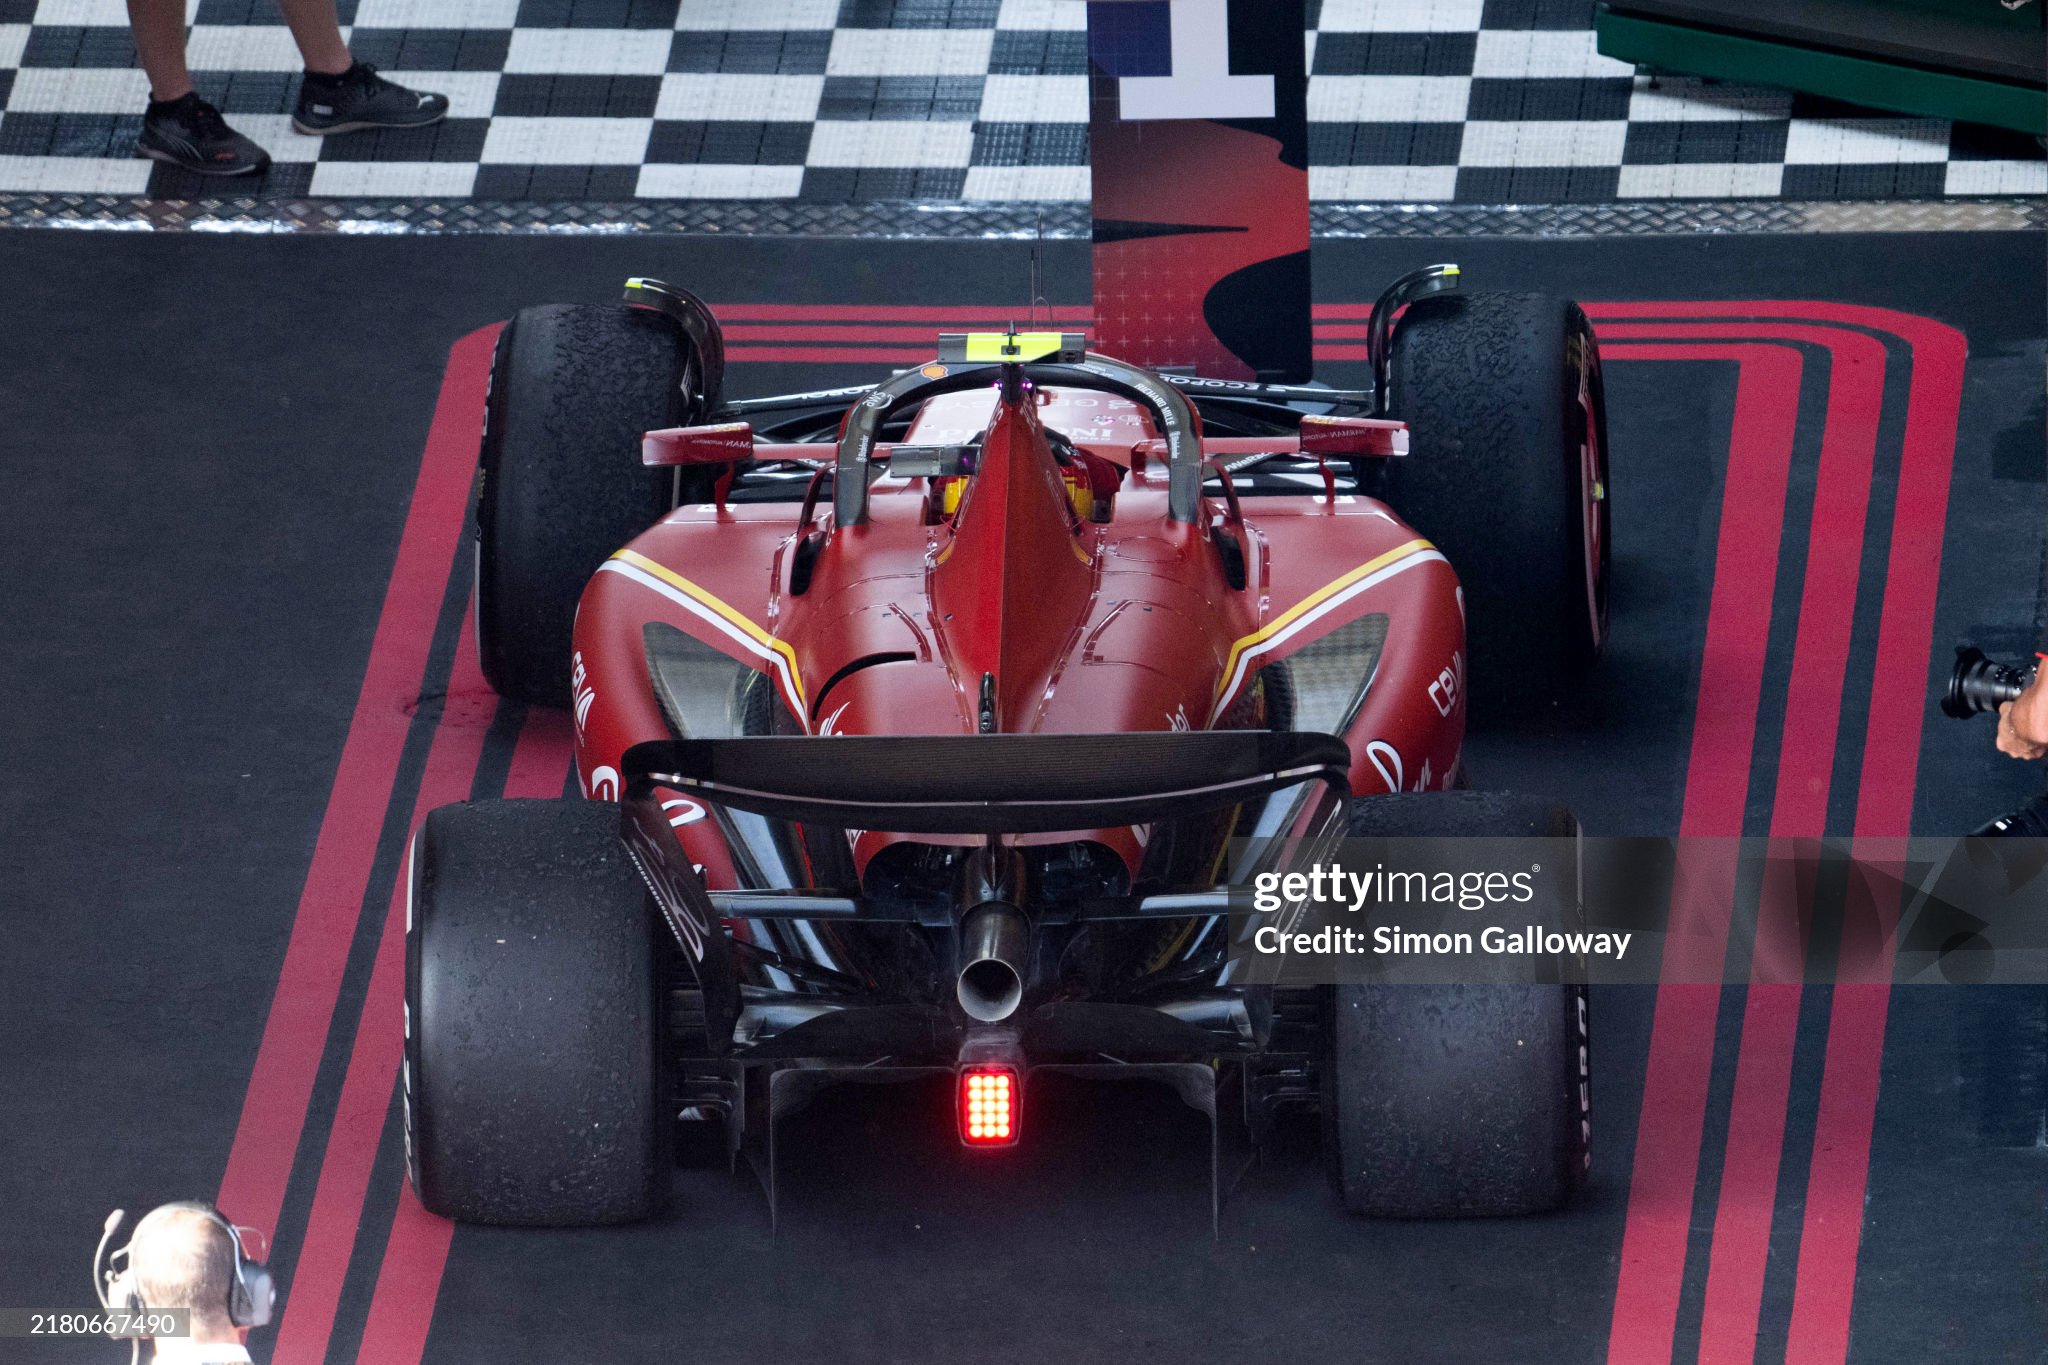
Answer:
top-left (405, 799), bottom-right (670, 1225)
top-left (1322, 792), bottom-right (1590, 1216)
top-left (1382, 291), bottom-right (1611, 716)
top-left (477, 302), bottom-right (715, 707)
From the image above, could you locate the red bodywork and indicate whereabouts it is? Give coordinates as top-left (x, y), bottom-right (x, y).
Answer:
top-left (572, 375), bottom-right (1466, 890)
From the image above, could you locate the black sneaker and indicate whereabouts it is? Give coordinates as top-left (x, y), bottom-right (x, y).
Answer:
top-left (292, 63), bottom-right (449, 136)
top-left (137, 92), bottom-right (270, 177)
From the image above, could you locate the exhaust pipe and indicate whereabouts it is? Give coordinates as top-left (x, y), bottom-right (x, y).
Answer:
top-left (957, 903), bottom-right (1029, 1023)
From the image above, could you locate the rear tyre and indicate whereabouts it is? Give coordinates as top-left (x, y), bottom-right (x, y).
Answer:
top-left (1322, 792), bottom-right (1589, 1217)
top-left (1382, 291), bottom-right (1610, 716)
top-left (405, 799), bottom-right (670, 1225)
top-left (477, 303), bottom-right (716, 707)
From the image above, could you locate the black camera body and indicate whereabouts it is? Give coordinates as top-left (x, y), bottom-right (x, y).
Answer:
top-left (1943, 645), bottom-right (2031, 719)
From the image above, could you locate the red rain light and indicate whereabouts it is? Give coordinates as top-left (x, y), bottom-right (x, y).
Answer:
top-left (958, 1065), bottom-right (1019, 1147)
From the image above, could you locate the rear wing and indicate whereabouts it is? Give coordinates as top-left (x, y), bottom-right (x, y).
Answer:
top-left (620, 731), bottom-right (1351, 834)
top-left (616, 732), bottom-right (1351, 1054)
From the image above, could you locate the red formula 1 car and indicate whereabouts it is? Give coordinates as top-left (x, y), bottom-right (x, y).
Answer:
top-left (403, 269), bottom-right (1611, 1227)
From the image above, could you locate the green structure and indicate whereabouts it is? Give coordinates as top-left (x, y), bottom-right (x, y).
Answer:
top-left (1596, 0), bottom-right (2046, 135)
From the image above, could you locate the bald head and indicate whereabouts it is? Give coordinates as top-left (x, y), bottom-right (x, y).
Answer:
top-left (129, 1204), bottom-right (238, 1335)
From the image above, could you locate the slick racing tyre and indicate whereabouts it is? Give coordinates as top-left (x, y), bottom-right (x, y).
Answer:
top-left (1322, 792), bottom-right (1590, 1217)
top-left (1381, 291), bottom-right (1610, 719)
top-left (405, 799), bottom-right (671, 1225)
top-left (477, 302), bottom-right (718, 707)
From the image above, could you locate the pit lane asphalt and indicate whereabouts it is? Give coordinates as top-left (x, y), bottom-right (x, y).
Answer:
top-left (0, 228), bottom-right (2040, 1364)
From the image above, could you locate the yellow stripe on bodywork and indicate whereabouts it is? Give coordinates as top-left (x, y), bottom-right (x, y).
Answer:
top-left (1213, 537), bottom-right (1435, 708)
top-left (611, 548), bottom-right (807, 710)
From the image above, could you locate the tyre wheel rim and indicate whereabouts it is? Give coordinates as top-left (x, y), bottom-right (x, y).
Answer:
top-left (1573, 334), bottom-right (1610, 653)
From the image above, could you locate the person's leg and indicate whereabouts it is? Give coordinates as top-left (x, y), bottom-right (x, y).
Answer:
top-left (286, 0), bottom-right (449, 137)
top-left (272, 0), bottom-right (352, 77)
top-left (125, 0), bottom-right (194, 102)
top-left (129, 0), bottom-right (270, 174)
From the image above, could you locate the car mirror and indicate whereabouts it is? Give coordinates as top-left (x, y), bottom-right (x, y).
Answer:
top-left (643, 421), bottom-right (754, 467)
top-left (1298, 415), bottom-right (1408, 458)
top-left (883, 445), bottom-right (973, 478)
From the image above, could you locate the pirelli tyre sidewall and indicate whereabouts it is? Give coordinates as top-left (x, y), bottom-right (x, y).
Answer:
top-left (1383, 291), bottom-right (1611, 719)
top-left (476, 303), bottom-right (707, 708)
top-left (405, 798), bottom-right (671, 1226)
top-left (1322, 792), bottom-right (1590, 1217)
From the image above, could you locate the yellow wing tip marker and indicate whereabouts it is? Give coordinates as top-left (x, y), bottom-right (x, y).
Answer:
top-left (937, 329), bottom-right (1087, 366)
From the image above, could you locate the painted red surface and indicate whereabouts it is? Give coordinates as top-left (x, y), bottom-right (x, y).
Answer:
top-left (1593, 340), bottom-right (1805, 1365)
top-left (269, 611), bottom-right (494, 1365)
top-left (215, 325), bottom-right (500, 1241)
top-left (1594, 324), bottom-right (1890, 1365)
top-left (1591, 305), bottom-right (1965, 1365)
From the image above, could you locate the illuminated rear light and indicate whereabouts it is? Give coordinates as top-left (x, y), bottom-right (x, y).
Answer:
top-left (958, 1065), bottom-right (1019, 1147)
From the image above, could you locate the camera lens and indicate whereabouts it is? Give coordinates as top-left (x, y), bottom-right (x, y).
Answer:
top-left (1943, 645), bottom-right (2029, 719)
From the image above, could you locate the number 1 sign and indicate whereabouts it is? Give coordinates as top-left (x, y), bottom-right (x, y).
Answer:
top-left (1085, 0), bottom-right (1313, 382)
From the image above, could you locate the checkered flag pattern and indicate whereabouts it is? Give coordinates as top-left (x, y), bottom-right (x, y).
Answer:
top-left (0, 0), bottom-right (2039, 201)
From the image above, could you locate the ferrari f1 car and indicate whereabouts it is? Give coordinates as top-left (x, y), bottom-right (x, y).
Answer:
top-left (403, 269), bottom-right (1612, 1227)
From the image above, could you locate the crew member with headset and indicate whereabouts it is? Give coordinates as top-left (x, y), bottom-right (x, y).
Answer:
top-left (95, 1202), bottom-right (275, 1363)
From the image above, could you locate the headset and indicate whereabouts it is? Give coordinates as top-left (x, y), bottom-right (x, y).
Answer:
top-left (94, 1202), bottom-right (276, 1330)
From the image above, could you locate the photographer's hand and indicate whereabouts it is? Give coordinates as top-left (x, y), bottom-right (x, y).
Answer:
top-left (1997, 667), bottom-right (2048, 759)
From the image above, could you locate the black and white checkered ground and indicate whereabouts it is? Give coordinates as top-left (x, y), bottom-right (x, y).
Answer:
top-left (0, 0), bottom-right (2040, 202)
